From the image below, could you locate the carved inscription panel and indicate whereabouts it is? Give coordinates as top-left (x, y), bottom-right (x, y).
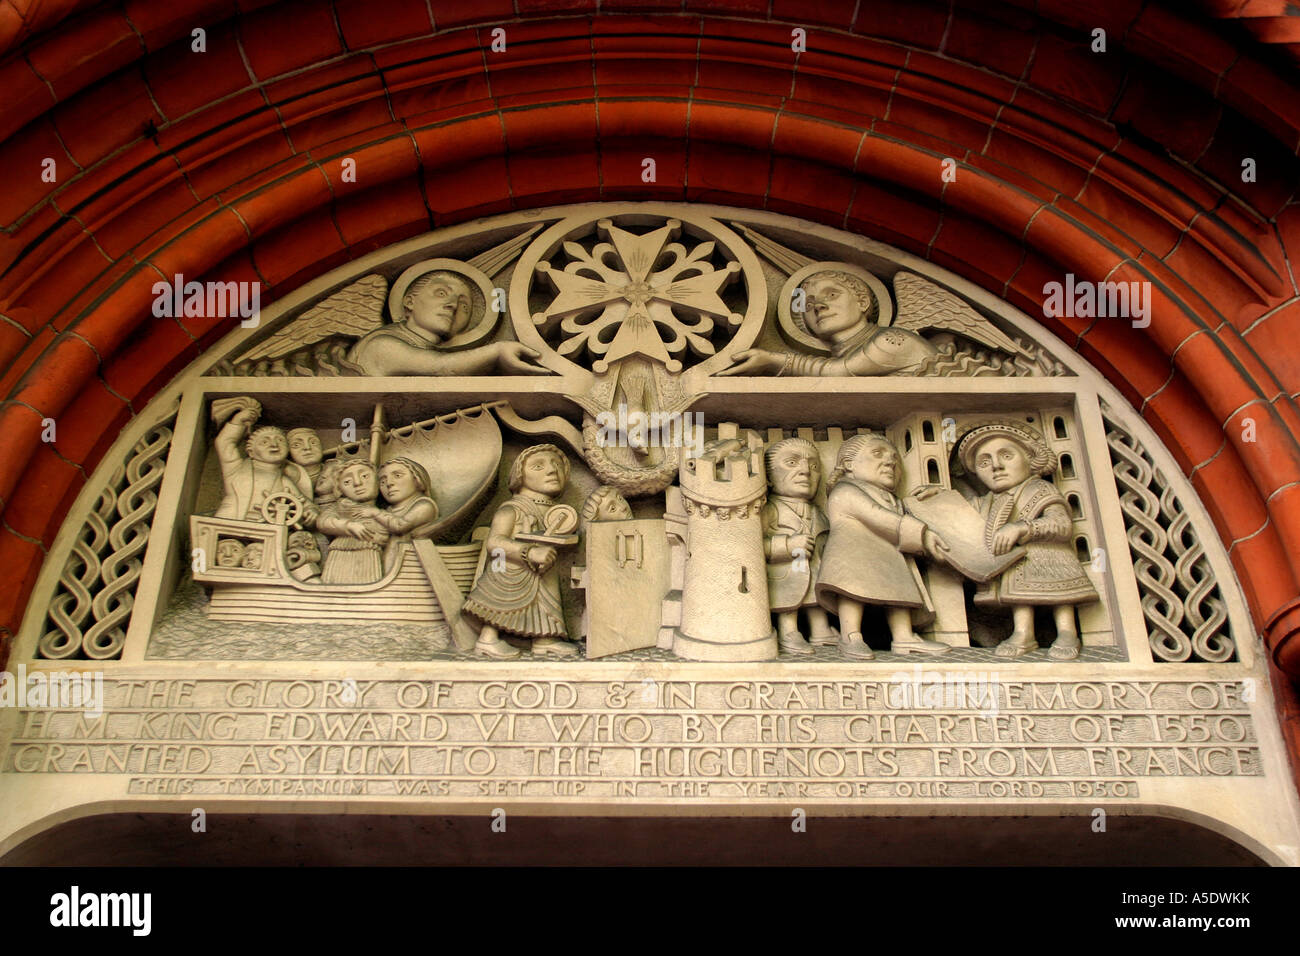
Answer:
top-left (1, 675), bottom-right (1261, 802)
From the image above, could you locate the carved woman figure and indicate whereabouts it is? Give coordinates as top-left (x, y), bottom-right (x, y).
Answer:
top-left (316, 460), bottom-right (388, 584)
top-left (463, 444), bottom-right (578, 659)
top-left (815, 433), bottom-right (952, 660)
top-left (954, 422), bottom-right (1098, 661)
top-left (373, 457), bottom-right (440, 571)
top-left (762, 438), bottom-right (837, 655)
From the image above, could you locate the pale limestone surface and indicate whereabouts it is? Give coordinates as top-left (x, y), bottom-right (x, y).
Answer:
top-left (3, 204), bottom-right (1296, 864)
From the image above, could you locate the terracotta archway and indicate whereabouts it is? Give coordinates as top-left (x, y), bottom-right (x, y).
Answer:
top-left (2, 1), bottom-right (1300, 760)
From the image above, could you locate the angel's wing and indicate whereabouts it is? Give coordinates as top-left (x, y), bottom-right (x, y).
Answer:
top-left (892, 272), bottom-right (1032, 358)
top-left (236, 274), bottom-right (388, 363)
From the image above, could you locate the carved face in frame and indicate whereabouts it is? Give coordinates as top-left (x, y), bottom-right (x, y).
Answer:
top-left (800, 273), bottom-right (872, 341)
top-left (403, 271), bottom-right (473, 341)
top-left (970, 436), bottom-right (1033, 493)
top-left (287, 428), bottom-right (323, 467)
top-left (848, 436), bottom-right (900, 491)
top-left (246, 426), bottom-right (288, 465)
top-left (337, 462), bottom-right (379, 503)
top-left (767, 439), bottom-right (821, 500)
top-left (215, 538), bottom-right (245, 567)
top-left (241, 542), bottom-right (264, 569)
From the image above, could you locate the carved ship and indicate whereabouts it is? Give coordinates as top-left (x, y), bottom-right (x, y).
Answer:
top-left (190, 402), bottom-right (514, 636)
top-left (190, 519), bottom-right (485, 626)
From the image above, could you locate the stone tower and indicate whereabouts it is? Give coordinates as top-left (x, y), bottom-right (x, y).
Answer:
top-left (673, 426), bottom-right (777, 661)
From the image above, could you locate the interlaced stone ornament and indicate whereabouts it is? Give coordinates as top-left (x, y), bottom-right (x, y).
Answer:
top-left (9, 203), bottom-right (1286, 867)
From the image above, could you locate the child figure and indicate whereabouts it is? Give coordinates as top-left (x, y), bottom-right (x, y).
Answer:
top-left (316, 460), bottom-right (388, 584)
top-left (464, 444), bottom-right (578, 659)
top-left (762, 438), bottom-right (837, 655)
top-left (954, 421), bottom-right (1098, 661)
top-left (815, 433), bottom-right (952, 660)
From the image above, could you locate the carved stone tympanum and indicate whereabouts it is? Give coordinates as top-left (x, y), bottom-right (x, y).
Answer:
top-left (8, 203), bottom-right (1294, 868)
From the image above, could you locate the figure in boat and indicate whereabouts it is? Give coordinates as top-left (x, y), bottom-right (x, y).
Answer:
top-left (373, 456), bottom-right (440, 569)
top-left (316, 460), bottom-right (389, 584)
top-left (212, 397), bottom-right (317, 526)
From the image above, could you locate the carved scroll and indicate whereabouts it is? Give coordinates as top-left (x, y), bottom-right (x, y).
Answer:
top-left (38, 410), bottom-right (176, 660)
top-left (1103, 406), bottom-right (1233, 662)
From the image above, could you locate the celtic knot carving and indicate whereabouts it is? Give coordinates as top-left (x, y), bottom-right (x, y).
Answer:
top-left (39, 411), bottom-right (176, 660)
top-left (1103, 408), bottom-right (1233, 662)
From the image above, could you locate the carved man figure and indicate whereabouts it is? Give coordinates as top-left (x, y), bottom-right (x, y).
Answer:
top-left (347, 270), bottom-right (550, 376)
top-left (287, 427), bottom-right (325, 489)
top-left (816, 433), bottom-right (952, 659)
top-left (761, 438), bottom-right (836, 655)
top-left (212, 399), bottom-right (316, 525)
top-left (725, 271), bottom-right (938, 376)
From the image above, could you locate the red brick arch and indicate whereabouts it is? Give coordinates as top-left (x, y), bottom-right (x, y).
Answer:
top-left (2, 0), bottom-right (1300, 690)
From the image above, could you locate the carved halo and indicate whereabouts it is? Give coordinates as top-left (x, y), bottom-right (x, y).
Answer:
top-left (387, 258), bottom-right (499, 350)
top-left (778, 261), bottom-right (894, 356)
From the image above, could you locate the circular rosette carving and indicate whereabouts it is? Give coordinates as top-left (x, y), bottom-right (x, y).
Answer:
top-left (510, 210), bottom-right (766, 376)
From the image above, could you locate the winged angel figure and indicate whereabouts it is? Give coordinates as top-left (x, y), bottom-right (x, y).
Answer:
top-left (722, 266), bottom-right (1057, 377)
top-left (213, 230), bottom-right (550, 377)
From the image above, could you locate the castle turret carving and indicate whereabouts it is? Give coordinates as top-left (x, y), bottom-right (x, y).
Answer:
top-left (673, 426), bottom-right (777, 661)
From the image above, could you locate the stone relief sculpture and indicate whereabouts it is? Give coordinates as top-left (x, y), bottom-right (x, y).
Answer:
top-left (761, 437), bottom-right (837, 656)
top-left (316, 460), bottom-right (388, 585)
top-left (723, 225), bottom-right (1062, 377)
top-left (953, 421), bottom-right (1100, 660)
top-left (212, 226), bottom-right (551, 377)
top-left (815, 434), bottom-right (954, 660)
top-left (211, 397), bottom-right (317, 526)
top-left (723, 264), bottom-right (1041, 377)
top-left (463, 444), bottom-right (581, 660)
top-left (37, 205), bottom-right (1247, 674)
top-left (189, 399), bottom-right (527, 650)
top-left (346, 267), bottom-right (548, 376)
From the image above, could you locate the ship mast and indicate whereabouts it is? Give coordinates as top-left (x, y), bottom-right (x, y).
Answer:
top-left (369, 402), bottom-right (386, 468)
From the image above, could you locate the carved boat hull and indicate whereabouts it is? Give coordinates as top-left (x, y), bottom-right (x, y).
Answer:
top-left (191, 516), bottom-right (482, 625)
